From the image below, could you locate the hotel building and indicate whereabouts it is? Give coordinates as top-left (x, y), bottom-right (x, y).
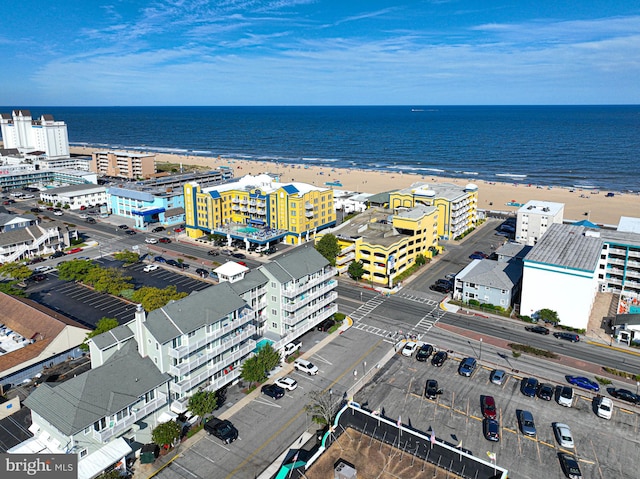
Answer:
top-left (184, 174), bottom-right (336, 246)
top-left (90, 151), bottom-right (156, 179)
top-left (515, 200), bottom-right (564, 246)
top-left (0, 110), bottom-right (70, 159)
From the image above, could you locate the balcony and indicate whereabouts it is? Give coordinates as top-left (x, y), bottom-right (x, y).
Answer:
top-left (282, 286), bottom-right (338, 312)
top-left (336, 253), bottom-right (355, 265)
top-left (282, 297), bottom-right (338, 326)
top-left (305, 202), bottom-right (313, 209)
top-left (232, 198), bottom-right (240, 203)
top-left (282, 268), bottom-right (336, 297)
top-left (305, 211), bottom-right (314, 218)
top-left (340, 244), bottom-right (355, 254)
top-left (169, 326), bottom-right (256, 376)
top-left (170, 340), bottom-right (255, 395)
top-left (93, 391), bottom-right (168, 443)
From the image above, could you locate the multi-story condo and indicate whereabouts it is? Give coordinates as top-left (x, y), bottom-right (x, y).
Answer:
top-left (388, 182), bottom-right (478, 240)
top-left (90, 151), bottom-right (156, 179)
top-left (0, 219), bottom-right (71, 263)
top-left (319, 205), bottom-right (440, 287)
top-left (515, 200), bottom-right (564, 246)
top-left (0, 110), bottom-right (70, 159)
top-left (184, 174), bottom-right (336, 246)
top-left (40, 184), bottom-right (108, 210)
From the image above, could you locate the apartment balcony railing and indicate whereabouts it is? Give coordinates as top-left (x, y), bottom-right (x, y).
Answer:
top-left (169, 326), bottom-right (256, 376)
top-left (305, 211), bottom-right (314, 218)
top-left (339, 244), bottom-right (355, 254)
top-left (168, 313), bottom-right (255, 359)
top-left (94, 391), bottom-right (168, 443)
top-left (282, 287), bottom-right (338, 312)
top-left (336, 253), bottom-right (355, 265)
top-left (232, 198), bottom-right (240, 203)
top-left (282, 268), bottom-right (336, 297)
top-left (337, 264), bottom-right (349, 274)
top-left (249, 200), bottom-right (257, 206)
top-left (305, 202), bottom-right (313, 209)
top-left (282, 299), bottom-right (338, 326)
top-left (608, 247), bottom-right (628, 256)
top-left (607, 258), bottom-right (626, 266)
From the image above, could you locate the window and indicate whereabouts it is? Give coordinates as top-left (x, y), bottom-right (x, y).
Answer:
top-left (272, 296), bottom-right (277, 302)
top-left (271, 322), bottom-right (277, 328)
top-left (116, 408), bottom-right (129, 421)
top-left (79, 449), bottom-right (88, 458)
top-left (271, 309), bottom-right (277, 315)
top-left (144, 390), bottom-right (155, 403)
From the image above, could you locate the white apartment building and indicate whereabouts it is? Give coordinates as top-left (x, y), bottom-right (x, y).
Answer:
top-left (515, 200), bottom-right (564, 246)
top-left (0, 220), bottom-right (71, 263)
top-left (0, 110), bottom-right (70, 159)
top-left (40, 184), bottom-right (108, 210)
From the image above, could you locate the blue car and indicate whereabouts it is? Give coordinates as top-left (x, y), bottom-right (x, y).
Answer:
top-left (154, 256), bottom-right (167, 263)
top-left (566, 375), bottom-right (600, 392)
top-left (458, 357), bottom-right (477, 377)
top-left (520, 377), bottom-right (539, 397)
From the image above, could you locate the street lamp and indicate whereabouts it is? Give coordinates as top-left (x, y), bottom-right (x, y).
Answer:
top-left (479, 338), bottom-right (483, 361)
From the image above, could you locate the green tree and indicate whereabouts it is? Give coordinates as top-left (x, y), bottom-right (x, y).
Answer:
top-left (95, 471), bottom-right (123, 479)
top-left (256, 343), bottom-right (281, 375)
top-left (113, 250), bottom-right (140, 264)
top-left (131, 285), bottom-right (188, 312)
top-left (151, 420), bottom-right (181, 448)
top-left (0, 262), bottom-right (33, 281)
top-left (0, 281), bottom-right (27, 297)
top-left (415, 254), bottom-right (427, 266)
top-left (347, 261), bottom-right (365, 281)
top-left (538, 308), bottom-right (560, 324)
top-left (187, 391), bottom-right (218, 419)
top-left (80, 317), bottom-right (119, 351)
top-left (240, 356), bottom-right (266, 387)
top-left (57, 259), bottom-right (97, 282)
top-left (85, 268), bottom-right (133, 295)
top-left (315, 234), bottom-right (340, 266)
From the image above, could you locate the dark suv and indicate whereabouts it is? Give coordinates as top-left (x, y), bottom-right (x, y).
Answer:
top-left (204, 418), bottom-right (238, 444)
top-left (317, 318), bottom-right (335, 332)
top-left (553, 332), bottom-right (580, 342)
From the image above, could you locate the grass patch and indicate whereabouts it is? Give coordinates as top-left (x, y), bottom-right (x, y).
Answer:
top-left (602, 366), bottom-right (640, 381)
top-left (285, 351), bottom-right (301, 363)
top-left (595, 376), bottom-right (612, 385)
top-left (508, 343), bottom-right (559, 359)
top-left (185, 424), bottom-right (203, 439)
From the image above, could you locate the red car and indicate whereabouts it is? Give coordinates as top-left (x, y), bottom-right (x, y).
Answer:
top-left (481, 395), bottom-right (497, 419)
top-left (174, 227), bottom-right (185, 233)
top-left (67, 247), bottom-right (83, 254)
top-left (158, 238), bottom-right (172, 244)
top-left (237, 261), bottom-right (247, 267)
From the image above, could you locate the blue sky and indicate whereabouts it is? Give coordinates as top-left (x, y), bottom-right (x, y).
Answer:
top-left (1, 1), bottom-right (639, 105)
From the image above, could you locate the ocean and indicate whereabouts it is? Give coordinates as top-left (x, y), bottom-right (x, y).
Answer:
top-left (2, 105), bottom-right (639, 191)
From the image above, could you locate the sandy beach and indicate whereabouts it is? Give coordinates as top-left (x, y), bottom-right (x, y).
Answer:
top-left (72, 146), bottom-right (640, 226)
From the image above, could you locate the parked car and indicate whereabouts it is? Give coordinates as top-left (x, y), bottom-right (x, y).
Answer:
top-left (490, 369), bottom-right (506, 385)
top-left (317, 318), bottom-right (335, 332)
top-left (195, 268), bottom-right (208, 277)
top-left (173, 227), bottom-right (185, 233)
top-left (158, 238), bottom-right (171, 243)
top-left (415, 344), bottom-right (434, 362)
top-left (51, 250), bottom-right (65, 258)
top-left (85, 217), bottom-right (96, 224)
top-left (429, 284), bottom-right (451, 294)
top-left (558, 452), bottom-right (582, 479)
top-left (525, 325), bottom-right (550, 335)
top-left (482, 418), bottom-right (500, 442)
top-left (125, 230), bottom-right (137, 235)
top-left (596, 396), bottom-right (613, 420)
top-left (458, 357), bottom-right (477, 377)
top-left (30, 274), bottom-right (47, 282)
top-left (424, 379), bottom-right (443, 400)
top-left (557, 386), bottom-right (574, 407)
top-left (261, 384), bottom-right (285, 399)
top-left (553, 423), bottom-right (574, 448)
top-left (520, 377), bottom-right (539, 397)
top-left (143, 264), bottom-right (159, 273)
top-left (469, 251), bottom-right (487, 260)
top-left (275, 377), bottom-right (298, 391)
top-left (566, 376), bottom-right (599, 392)
top-left (293, 358), bottom-right (319, 375)
top-left (431, 351), bottom-right (448, 367)
top-left (401, 342), bottom-right (418, 357)
top-left (67, 248), bottom-right (83, 255)
top-left (553, 332), bottom-right (580, 342)
top-left (608, 388), bottom-right (640, 404)
top-left (166, 259), bottom-right (181, 267)
top-left (537, 383), bottom-right (554, 401)
top-left (118, 224), bottom-right (129, 230)
top-left (263, 246), bottom-right (277, 255)
top-left (481, 395), bottom-right (497, 419)
top-left (207, 249), bottom-right (220, 256)
top-left (154, 256), bottom-right (167, 263)
top-left (518, 410), bottom-right (536, 436)
top-left (232, 253), bottom-right (246, 259)
top-left (152, 226), bottom-right (165, 232)
top-left (145, 237), bottom-right (158, 244)
top-left (53, 210), bottom-right (64, 216)
top-left (204, 418), bottom-right (238, 444)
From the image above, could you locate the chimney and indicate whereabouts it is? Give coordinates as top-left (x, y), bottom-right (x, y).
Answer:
top-left (134, 304), bottom-right (148, 357)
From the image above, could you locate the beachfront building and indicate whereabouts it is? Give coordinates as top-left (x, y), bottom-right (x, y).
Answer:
top-left (515, 200), bottom-right (564, 246)
top-left (453, 259), bottom-right (522, 309)
top-left (40, 184), bottom-right (108, 210)
top-left (520, 224), bottom-right (603, 329)
top-left (600, 217), bottom-right (640, 299)
top-left (184, 174), bottom-right (336, 246)
top-left (90, 151), bottom-right (156, 179)
top-left (0, 110), bottom-right (69, 159)
top-left (388, 182), bottom-right (478, 240)
top-left (0, 166), bottom-right (96, 191)
top-left (0, 295), bottom-right (88, 393)
top-left (0, 219), bottom-right (71, 263)
top-left (106, 169), bottom-right (233, 229)
top-left (1, 148), bottom-right (91, 172)
top-left (319, 205), bottom-right (440, 287)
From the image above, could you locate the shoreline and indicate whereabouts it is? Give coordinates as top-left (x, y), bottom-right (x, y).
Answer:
top-left (70, 146), bottom-right (640, 226)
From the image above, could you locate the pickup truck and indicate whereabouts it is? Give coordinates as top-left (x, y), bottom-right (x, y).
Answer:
top-left (282, 341), bottom-right (302, 358)
top-left (204, 417), bottom-right (238, 444)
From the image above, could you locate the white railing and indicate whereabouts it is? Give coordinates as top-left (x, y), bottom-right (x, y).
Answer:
top-left (282, 286), bottom-right (338, 312)
top-left (336, 253), bottom-right (355, 265)
top-left (282, 268), bottom-right (336, 297)
top-left (282, 301), bottom-right (338, 326)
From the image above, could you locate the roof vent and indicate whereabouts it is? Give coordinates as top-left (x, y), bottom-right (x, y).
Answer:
top-left (334, 460), bottom-right (357, 479)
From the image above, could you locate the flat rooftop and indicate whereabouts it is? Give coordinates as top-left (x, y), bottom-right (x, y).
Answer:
top-left (518, 200), bottom-right (564, 216)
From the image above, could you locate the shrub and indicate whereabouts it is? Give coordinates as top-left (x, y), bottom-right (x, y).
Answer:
top-left (508, 343), bottom-right (558, 359)
top-left (595, 376), bottom-right (612, 385)
top-left (519, 315), bottom-right (535, 323)
top-left (468, 299), bottom-right (480, 307)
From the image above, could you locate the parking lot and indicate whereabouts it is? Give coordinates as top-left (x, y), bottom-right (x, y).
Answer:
top-left (356, 349), bottom-right (638, 479)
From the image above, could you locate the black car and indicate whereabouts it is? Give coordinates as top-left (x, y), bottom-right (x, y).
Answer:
top-left (264, 246), bottom-right (277, 255)
top-left (28, 256), bottom-right (45, 264)
top-left (482, 418), bottom-right (500, 442)
top-left (152, 226), bottom-right (165, 232)
top-left (30, 207), bottom-right (41, 213)
top-left (261, 384), bottom-right (285, 399)
top-left (232, 253), bottom-right (246, 259)
top-left (429, 284), bottom-right (451, 294)
top-left (85, 217), bottom-right (96, 224)
top-left (520, 377), bottom-right (539, 397)
top-left (608, 388), bottom-right (640, 404)
top-left (158, 238), bottom-right (171, 243)
top-left (51, 250), bottom-right (65, 258)
top-left (195, 268), bottom-right (209, 277)
top-left (317, 318), bottom-right (336, 332)
top-left (118, 224), bottom-right (129, 230)
top-left (537, 383), bottom-right (554, 401)
top-left (558, 452), bottom-right (582, 479)
top-left (204, 418), bottom-right (238, 444)
top-left (431, 351), bottom-right (448, 367)
top-left (166, 259), bottom-right (181, 267)
top-left (125, 230), bottom-right (137, 235)
top-left (30, 274), bottom-right (47, 282)
top-left (424, 379), bottom-right (443, 399)
top-left (207, 249), bottom-right (220, 256)
top-left (553, 332), bottom-right (580, 342)
top-left (525, 325), bottom-right (550, 335)
top-left (416, 344), bottom-right (434, 362)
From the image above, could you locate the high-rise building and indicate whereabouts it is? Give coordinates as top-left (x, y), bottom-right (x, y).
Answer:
top-left (0, 110), bottom-right (70, 159)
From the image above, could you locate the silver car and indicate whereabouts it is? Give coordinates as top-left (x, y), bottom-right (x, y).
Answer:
top-left (553, 423), bottom-right (574, 448)
top-left (518, 410), bottom-right (536, 436)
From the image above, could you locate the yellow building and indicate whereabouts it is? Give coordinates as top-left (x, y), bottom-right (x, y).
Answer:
top-left (389, 182), bottom-right (478, 239)
top-left (319, 205), bottom-right (440, 287)
top-left (184, 174), bottom-right (335, 246)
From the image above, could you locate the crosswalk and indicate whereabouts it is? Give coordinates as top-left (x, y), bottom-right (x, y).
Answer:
top-left (349, 291), bottom-right (446, 343)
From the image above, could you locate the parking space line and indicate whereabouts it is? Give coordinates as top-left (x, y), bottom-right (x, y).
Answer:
top-left (619, 408), bottom-right (634, 414)
top-left (469, 414), bottom-right (482, 421)
top-left (502, 427), bottom-right (517, 434)
top-left (538, 440), bottom-right (555, 448)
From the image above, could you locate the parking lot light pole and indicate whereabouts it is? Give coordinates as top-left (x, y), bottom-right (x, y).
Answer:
top-left (479, 338), bottom-right (483, 361)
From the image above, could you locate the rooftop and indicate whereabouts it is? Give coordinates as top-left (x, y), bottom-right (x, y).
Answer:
top-left (457, 259), bottom-right (522, 290)
top-left (200, 173), bottom-right (330, 197)
top-left (261, 246), bottom-right (331, 283)
top-left (517, 200), bottom-right (564, 216)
